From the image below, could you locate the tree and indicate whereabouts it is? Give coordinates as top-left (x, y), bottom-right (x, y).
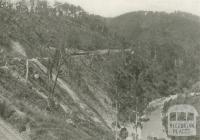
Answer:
top-left (46, 47), bottom-right (65, 110)
top-left (45, 14), bottom-right (70, 110)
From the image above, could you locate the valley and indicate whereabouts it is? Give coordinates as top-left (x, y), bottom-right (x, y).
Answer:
top-left (0, 0), bottom-right (200, 140)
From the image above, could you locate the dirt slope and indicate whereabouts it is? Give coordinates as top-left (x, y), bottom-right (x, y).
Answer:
top-left (0, 118), bottom-right (25, 140)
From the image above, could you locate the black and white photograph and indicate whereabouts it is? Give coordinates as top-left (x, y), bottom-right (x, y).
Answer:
top-left (0, 0), bottom-right (200, 140)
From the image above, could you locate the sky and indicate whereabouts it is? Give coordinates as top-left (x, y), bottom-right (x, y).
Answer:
top-left (51, 0), bottom-right (200, 17)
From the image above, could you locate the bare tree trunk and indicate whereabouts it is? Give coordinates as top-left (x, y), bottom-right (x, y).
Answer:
top-left (135, 97), bottom-right (138, 140)
top-left (47, 50), bottom-right (63, 110)
top-left (51, 50), bottom-right (62, 97)
top-left (47, 57), bottom-right (54, 110)
top-left (115, 87), bottom-right (118, 140)
top-left (51, 60), bottom-right (60, 97)
top-left (25, 59), bottom-right (29, 83)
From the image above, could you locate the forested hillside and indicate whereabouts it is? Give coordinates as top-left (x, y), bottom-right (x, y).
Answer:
top-left (1, 0), bottom-right (200, 139)
top-left (106, 11), bottom-right (200, 120)
top-left (0, 1), bottom-right (121, 140)
top-left (0, 0), bottom-right (123, 57)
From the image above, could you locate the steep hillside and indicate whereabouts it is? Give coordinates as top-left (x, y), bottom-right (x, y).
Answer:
top-left (0, 1), bottom-right (120, 140)
top-left (0, 56), bottom-right (115, 140)
top-left (0, 118), bottom-right (25, 140)
top-left (1, 1), bottom-right (200, 139)
top-left (0, 1), bottom-right (123, 58)
top-left (107, 11), bottom-right (200, 49)
top-left (107, 11), bottom-right (200, 95)
top-left (105, 11), bottom-right (200, 122)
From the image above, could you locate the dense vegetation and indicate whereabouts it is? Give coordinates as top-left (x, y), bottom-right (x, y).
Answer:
top-left (1, 0), bottom-right (200, 132)
top-left (0, 1), bottom-right (118, 139)
top-left (106, 11), bottom-right (200, 122)
top-left (0, 0), bottom-right (123, 57)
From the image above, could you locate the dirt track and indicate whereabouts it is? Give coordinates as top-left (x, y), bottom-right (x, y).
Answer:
top-left (142, 107), bottom-right (169, 140)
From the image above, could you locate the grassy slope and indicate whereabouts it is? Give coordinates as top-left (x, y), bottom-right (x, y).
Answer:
top-left (0, 4), bottom-right (122, 139)
top-left (0, 57), bottom-right (114, 140)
